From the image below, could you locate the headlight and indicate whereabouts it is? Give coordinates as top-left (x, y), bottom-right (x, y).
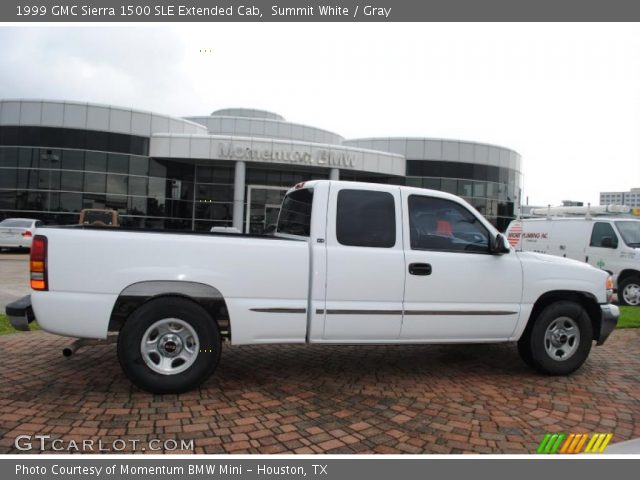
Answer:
top-left (606, 275), bottom-right (614, 303)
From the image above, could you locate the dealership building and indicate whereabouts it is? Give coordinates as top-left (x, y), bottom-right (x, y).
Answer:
top-left (0, 99), bottom-right (523, 233)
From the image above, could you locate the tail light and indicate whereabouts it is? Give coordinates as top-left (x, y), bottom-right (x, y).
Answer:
top-left (22, 230), bottom-right (33, 238)
top-left (30, 235), bottom-right (48, 291)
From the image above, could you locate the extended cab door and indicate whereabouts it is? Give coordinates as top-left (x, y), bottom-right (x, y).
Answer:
top-left (401, 192), bottom-right (523, 341)
top-left (321, 184), bottom-right (405, 341)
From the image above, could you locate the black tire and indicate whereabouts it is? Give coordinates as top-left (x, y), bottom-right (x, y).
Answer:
top-left (117, 296), bottom-right (221, 393)
top-left (517, 335), bottom-right (536, 369)
top-left (618, 275), bottom-right (640, 306)
top-left (517, 300), bottom-right (592, 375)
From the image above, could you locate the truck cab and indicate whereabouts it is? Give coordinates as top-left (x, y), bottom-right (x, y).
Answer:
top-left (279, 181), bottom-right (523, 343)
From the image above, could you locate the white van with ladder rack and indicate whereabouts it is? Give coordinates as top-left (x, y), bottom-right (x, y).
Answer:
top-left (506, 205), bottom-right (640, 306)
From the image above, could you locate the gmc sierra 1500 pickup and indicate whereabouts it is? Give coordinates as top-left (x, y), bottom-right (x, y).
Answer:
top-left (6, 180), bottom-right (619, 393)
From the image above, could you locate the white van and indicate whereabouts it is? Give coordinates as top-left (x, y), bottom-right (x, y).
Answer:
top-left (506, 212), bottom-right (640, 306)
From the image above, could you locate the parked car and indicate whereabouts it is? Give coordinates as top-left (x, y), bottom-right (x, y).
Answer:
top-left (0, 218), bottom-right (42, 251)
top-left (79, 208), bottom-right (119, 227)
top-left (6, 181), bottom-right (619, 393)
top-left (506, 208), bottom-right (640, 306)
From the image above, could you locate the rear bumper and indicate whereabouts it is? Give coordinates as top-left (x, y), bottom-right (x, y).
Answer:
top-left (595, 303), bottom-right (619, 345)
top-left (5, 295), bottom-right (36, 331)
top-left (0, 239), bottom-right (31, 248)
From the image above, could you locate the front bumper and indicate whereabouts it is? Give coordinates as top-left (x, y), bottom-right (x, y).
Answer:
top-left (5, 295), bottom-right (35, 331)
top-left (595, 303), bottom-right (619, 345)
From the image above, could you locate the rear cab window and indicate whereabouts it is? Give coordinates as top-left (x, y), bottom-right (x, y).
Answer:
top-left (277, 188), bottom-right (314, 237)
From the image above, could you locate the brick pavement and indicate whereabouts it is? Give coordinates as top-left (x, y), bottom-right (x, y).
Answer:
top-left (1, 330), bottom-right (639, 454)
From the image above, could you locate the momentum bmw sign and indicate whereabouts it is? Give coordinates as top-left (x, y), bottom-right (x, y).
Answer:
top-left (218, 142), bottom-right (356, 168)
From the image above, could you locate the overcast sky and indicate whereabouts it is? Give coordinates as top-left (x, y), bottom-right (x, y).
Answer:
top-left (0, 24), bottom-right (639, 206)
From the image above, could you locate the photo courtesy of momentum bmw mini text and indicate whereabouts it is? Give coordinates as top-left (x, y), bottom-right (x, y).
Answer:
top-left (0, 0), bottom-right (640, 478)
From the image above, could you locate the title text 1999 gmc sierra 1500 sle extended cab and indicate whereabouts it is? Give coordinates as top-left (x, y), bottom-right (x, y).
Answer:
top-left (6, 180), bottom-right (619, 393)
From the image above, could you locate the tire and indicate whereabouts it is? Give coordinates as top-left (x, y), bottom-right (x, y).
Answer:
top-left (117, 296), bottom-right (221, 393)
top-left (618, 276), bottom-right (640, 306)
top-left (517, 300), bottom-right (592, 375)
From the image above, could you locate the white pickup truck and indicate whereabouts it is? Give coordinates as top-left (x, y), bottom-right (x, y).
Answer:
top-left (7, 180), bottom-right (619, 393)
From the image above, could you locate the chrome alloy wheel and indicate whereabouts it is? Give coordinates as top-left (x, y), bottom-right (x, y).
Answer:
top-left (141, 318), bottom-right (200, 375)
top-left (544, 316), bottom-right (580, 361)
top-left (622, 282), bottom-right (640, 306)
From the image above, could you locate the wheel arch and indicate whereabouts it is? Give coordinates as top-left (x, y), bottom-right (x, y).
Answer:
top-left (109, 281), bottom-right (231, 340)
top-left (523, 290), bottom-right (600, 342)
top-left (617, 269), bottom-right (640, 285)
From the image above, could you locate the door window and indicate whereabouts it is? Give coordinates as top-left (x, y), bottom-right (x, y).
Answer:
top-left (408, 195), bottom-right (489, 253)
top-left (589, 222), bottom-right (618, 248)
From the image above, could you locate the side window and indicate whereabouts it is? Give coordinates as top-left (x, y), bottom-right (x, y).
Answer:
top-left (408, 195), bottom-right (489, 253)
top-left (590, 222), bottom-right (618, 248)
top-left (336, 189), bottom-right (396, 248)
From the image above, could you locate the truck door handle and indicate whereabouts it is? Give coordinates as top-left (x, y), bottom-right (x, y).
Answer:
top-left (409, 263), bottom-right (432, 276)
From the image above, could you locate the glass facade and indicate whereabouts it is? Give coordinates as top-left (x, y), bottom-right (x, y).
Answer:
top-left (0, 144), bottom-right (328, 232)
top-left (0, 146), bottom-right (194, 229)
top-left (0, 126), bottom-right (522, 233)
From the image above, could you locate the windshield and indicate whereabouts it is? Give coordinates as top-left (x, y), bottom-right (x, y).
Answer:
top-left (0, 219), bottom-right (32, 228)
top-left (615, 221), bottom-right (640, 247)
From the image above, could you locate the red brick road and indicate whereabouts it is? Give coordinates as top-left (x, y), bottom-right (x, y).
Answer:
top-left (1, 330), bottom-right (639, 454)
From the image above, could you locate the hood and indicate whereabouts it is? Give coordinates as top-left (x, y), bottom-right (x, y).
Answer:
top-left (516, 251), bottom-right (609, 277)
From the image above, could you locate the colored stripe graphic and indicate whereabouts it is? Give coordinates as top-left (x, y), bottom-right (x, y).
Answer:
top-left (559, 434), bottom-right (575, 454)
top-left (538, 433), bottom-right (613, 454)
top-left (573, 433), bottom-right (589, 453)
top-left (537, 434), bottom-right (552, 453)
top-left (549, 434), bottom-right (565, 453)
top-left (537, 433), bottom-right (566, 453)
top-left (598, 434), bottom-right (613, 453)
top-left (585, 433), bottom-right (614, 453)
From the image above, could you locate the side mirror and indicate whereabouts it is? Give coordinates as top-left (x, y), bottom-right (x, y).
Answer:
top-left (601, 236), bottom-right (617, 249)
top-left (491, 233), bottom-right (511, 255)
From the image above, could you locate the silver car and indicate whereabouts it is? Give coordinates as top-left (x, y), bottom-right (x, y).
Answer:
top-left (0, 218), bottom-right (43, 250)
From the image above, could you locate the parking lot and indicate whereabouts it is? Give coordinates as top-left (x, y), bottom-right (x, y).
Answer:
top-left (0, 327), bottom-right (638, 454)
top-left (1, 253), bottom-right (639, 454)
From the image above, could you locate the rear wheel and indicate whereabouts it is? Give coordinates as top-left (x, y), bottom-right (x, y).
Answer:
top-left (518, 300), bottom-right (592, 375)
top-left (618, 276), bottom-right (640, 306)
top-left (117, 296), bottom-right (221, 393)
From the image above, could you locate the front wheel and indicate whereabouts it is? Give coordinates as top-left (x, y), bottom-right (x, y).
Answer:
top-left (618, 276), bottom-right (640, 306)
top-left (518, 300), bottom-right (592, 375)
top-left (117, 296), bottom-right (221, 393)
